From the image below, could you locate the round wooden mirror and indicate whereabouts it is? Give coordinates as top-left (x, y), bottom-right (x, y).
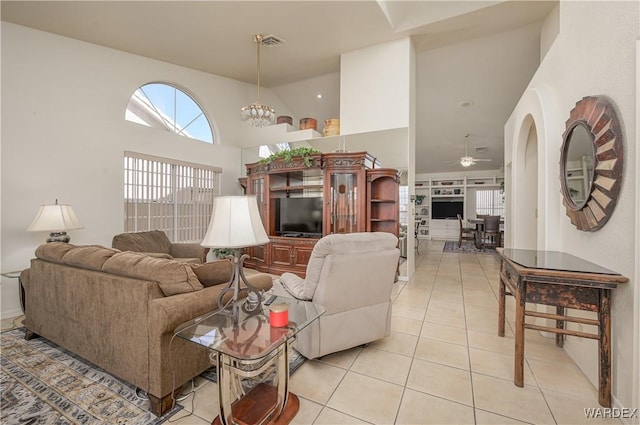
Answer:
top-left (560, 96), bottom-right (623, 231)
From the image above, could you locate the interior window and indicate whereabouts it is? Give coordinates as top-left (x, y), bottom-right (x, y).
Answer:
top-left (125, 83), bottom-right (214, 144)
top-left (123, 151), bottom-right (220, 243)
top-left (475, 189), bottom-right (505, 217)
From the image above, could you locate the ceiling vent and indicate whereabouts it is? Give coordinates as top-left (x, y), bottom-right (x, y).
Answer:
top-left (475, 146), bottom-right (488, 153)
top-left (261, 34), bottom-right (285, 46)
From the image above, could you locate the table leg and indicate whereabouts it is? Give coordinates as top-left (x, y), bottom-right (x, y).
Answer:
top-left (599, 289), bottom-right (612, 407)
top-left (556, 306), bottom-right (566, 347)
top-left (217, 353), bottom-right (235, 425)
top-left (514, 285), bottom-right (525, 387)
top-left (498, 276), bottom-right (506, 337)
top-left (272, 340), bottom-right (290, 419)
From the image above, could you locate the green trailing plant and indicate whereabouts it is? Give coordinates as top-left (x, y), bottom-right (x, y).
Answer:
top-left (212, 248), bottom-right (234, 258)
top-left (259, 147), bottom-right (321, 167)
top-left (415, 195), bottom-right (426, 205)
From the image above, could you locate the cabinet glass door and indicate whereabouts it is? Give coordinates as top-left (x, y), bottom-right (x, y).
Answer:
top-left (328, 173), bottom-right (358, 234)
top-left (252, 177), bottom-right (265, 222)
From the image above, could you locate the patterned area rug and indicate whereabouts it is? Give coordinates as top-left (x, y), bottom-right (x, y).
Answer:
top-left (443, 240), bottom-right (496, 254)
top-left (0, 328), bottom-right (180, 425)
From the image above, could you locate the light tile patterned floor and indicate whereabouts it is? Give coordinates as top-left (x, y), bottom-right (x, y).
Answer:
top-left (3, 240), bottom-right (619, 424)
top-left (168, 239), bottom-right (618, 424)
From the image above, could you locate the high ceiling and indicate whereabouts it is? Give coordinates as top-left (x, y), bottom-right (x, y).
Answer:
top-left (1, 0), bottom-right (556, 174)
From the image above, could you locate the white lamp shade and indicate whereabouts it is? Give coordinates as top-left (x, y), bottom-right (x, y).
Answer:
top-left (27, 203), bottom-right (84, 232)
top-left (201, 195), bottom-right (269, 248)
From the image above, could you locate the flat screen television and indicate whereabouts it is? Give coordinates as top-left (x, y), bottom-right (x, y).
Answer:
top-left (275, 197), bottom-right (323, 237)
top-left (431, 199), bottom-right (464, 219)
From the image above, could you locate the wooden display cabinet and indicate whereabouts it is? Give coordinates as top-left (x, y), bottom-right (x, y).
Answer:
top-left (367, 169), bottom-right (400, 235)
top-left (242, 152), bottom-right (398, 276)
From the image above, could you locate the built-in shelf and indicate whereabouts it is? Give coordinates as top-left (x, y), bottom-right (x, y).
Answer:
top-left (414, 174), bottom-right (504, 240)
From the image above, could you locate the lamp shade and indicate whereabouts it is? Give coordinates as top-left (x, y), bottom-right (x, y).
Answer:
top-left (27, 202), bottom-right (84, 232)
top-left (201, 195), bottom-right (269, 248)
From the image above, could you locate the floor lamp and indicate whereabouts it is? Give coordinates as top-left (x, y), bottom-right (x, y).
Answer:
top-left (201, 196), bottom-right (270, 322)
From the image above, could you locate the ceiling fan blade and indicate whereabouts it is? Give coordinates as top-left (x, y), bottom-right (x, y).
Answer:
top-left (472, 158), bottom-right (492, 162)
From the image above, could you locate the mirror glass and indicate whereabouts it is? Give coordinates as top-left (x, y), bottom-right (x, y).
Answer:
top-left (563, 123), bottom-right (595, 210)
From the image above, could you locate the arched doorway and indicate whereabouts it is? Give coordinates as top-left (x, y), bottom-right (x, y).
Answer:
top-left (511, 114), bottom-right (539, 250)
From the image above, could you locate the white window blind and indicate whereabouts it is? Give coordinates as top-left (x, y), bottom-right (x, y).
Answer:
top-left (399, 185), bottom-right (408, 226)
top-left (475, 189), bottom-right (505, 217)
top-left (124, 151), bottom-right (220, 243)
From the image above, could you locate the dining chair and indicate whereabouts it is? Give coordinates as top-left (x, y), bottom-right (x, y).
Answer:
top-left (480, 215), bottom-right (502, 249)
top-left (457, 214), bottom-right (476, 248)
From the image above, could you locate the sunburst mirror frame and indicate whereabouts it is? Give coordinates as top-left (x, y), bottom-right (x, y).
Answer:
top-left (560, 96), bottom-right (623, 231)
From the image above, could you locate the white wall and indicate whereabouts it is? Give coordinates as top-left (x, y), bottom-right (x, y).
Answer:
top-left (0, 23), bottom-right (293, 318)
top-left (505, 1), bottom-right (639, 411)
top-left (340, 38), bottom-right (412, 134)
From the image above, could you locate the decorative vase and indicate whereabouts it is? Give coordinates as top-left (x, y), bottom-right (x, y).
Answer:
top-left (322, 119), bottom-right (340, 136)
top-left (299, 118), bottom-right (317, 131)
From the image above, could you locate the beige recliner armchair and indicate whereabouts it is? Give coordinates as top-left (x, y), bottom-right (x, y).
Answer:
top-left (272, 232), bottom-right (400, 359)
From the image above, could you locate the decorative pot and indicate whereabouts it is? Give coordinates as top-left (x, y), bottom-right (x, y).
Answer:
top-left (300, 118), bottom-right (317, 131)
top-left (277, 115), bottom-right (293, 125)
top-left (322, 119), bottom-right (340, 137)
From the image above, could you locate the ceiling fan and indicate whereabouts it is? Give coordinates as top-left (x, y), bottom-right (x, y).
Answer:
top-left (449, 134), bottom-right (492, 167)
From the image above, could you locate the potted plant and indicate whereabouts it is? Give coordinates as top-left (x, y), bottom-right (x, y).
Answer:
top-left (415, 195), bottom-right (426, 205)
top-left (259, 147), bottom-right (321, 167)
top-left (211, 248), bottom-right (234, 260)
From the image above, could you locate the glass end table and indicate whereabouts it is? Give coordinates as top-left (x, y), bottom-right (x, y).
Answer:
top-left (175, 295), bottom-right (325, 425)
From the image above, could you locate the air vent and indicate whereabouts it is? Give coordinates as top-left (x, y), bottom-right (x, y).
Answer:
top-left (475, 146), bottom-right (488, 153)
top-left (261, 34), bottom-right (285, 46)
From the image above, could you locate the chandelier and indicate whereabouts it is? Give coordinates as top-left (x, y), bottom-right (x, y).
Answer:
top-left (241, 34), bottom-right (275, 127)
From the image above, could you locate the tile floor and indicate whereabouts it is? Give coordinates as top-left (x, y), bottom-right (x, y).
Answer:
top-left (1, 240), bottom-right (619, 424)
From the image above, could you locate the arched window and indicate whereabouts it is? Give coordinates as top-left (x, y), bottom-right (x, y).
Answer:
top-left (125, 83), bottom-right (214, 144)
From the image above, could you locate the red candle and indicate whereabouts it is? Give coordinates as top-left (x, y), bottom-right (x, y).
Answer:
top-left (269, 303), bottom-right (289, 327)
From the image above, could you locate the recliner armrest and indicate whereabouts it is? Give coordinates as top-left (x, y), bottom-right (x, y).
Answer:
top-left (279, 273), bottom-right (311, 300)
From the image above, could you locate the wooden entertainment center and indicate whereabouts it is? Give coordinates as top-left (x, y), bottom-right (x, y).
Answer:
top-left (241, 151), bottom-right (399, 277)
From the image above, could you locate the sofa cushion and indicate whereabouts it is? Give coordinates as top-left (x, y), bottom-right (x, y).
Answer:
top-left (35, 242), bottom-right (76, 264)
top-left (190, 260), bottom-right (232, 287)
top-left (111, 230), bottom-right (172, 254)
top-left (102, 252), bottom-right (203, 296)
top-left (62, 245), bottom-right (120, 271)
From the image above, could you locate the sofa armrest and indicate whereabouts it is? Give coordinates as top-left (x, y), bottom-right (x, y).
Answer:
top-left (149, 286), bottom-right (222, 336)
top-left (169, 243), bottom-right (207, 263)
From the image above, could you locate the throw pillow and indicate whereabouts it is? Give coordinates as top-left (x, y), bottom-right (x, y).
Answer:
top-left (190, 260), bottom-right (232, 287)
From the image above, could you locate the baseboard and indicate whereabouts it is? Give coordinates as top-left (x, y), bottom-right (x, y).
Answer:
top-left (1, 308), bottom-right (23, 320)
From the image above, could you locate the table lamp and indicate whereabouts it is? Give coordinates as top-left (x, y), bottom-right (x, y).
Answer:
top-left (201, 195), bottom-right (269, 321)
top-left (27, 199), bottom-right (84, 243)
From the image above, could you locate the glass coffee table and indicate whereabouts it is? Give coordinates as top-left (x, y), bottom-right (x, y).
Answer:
top-left (174, 296), bottom-right (325, 425)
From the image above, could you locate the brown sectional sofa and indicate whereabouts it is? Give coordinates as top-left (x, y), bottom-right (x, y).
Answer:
top-left (20, 242), bottom-right (272, 416)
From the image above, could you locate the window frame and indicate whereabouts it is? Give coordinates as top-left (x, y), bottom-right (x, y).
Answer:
top-left (125, 82), bottom-right (215, 144)
top-left (123, 151), bottom-right (221, 243)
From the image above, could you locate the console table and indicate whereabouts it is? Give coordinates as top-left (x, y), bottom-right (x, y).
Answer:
top-left (496, 248), bottom-right (627, 407)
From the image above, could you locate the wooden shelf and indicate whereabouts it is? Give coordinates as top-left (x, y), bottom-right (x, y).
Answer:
top-left (270, 184), bottom-right (324, 192)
